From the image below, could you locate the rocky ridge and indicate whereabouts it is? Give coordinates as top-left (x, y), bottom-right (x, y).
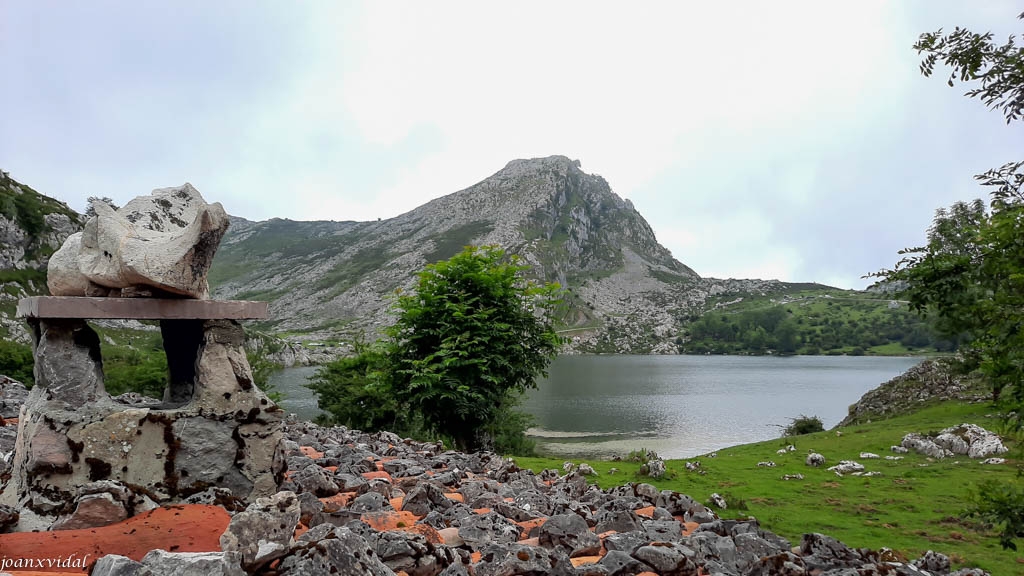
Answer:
top-left (209, 156), bottom-right (823, 355)
top-left (837, 359), bottom-right (990, 428)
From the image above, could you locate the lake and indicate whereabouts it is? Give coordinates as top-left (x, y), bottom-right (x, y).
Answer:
top-left (269, 355), bottom-right (921, 459)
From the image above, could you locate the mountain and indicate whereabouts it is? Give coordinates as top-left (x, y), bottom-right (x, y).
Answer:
top-left (210, 156), bottom-right (799, 353)
top-left (0, 170), bottom-right (82, 343)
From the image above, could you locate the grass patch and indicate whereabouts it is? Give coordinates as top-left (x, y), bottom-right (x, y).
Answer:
top-left (516, 400), bottom-right (1022, 574)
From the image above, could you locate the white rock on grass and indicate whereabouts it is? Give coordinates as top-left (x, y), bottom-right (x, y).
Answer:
top-left (859, 452), bottom-right (880, 459)
top-left (709, 493), bottom-right (727, 509)
top-left (827, 461), bottom-right (865, 475)
top-left (806, 453), bottom-right (826, 467)
top-left (981, 458), bottom-right (1006, 465)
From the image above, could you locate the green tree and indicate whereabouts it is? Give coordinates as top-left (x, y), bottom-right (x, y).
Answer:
top-left (879, 10), bottom-right (1024, 550)
top-left (388, 245), bottom-right (563, 451)
top-left (310, 245), bottom-right (563, 453)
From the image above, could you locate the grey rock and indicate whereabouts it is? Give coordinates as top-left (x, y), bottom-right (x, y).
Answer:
top-left (538, 513), bottom-right (601, 557)
top-left (827, 461), bottom-right (865, 475)
top-left (594, 508), bottom-right (642, 534)
top-left (351, 491), bottom-right (389, 512)
top-left (911, 550), bottom-right (951, 574)
top-left (51, 492), bottom-right (127, 530)
top-left (140, 550), bottom-right (245, 576)
top-left (799, 533), bottom-right (864, 571)
top-left (744, 551), bottom-right (806, 575)
top-left (457, 511), bottom-right (521, 550)
top-left (0, 503), bottom-right (19, 532)
top-left (31, 319), bottom-right (106, 407)
top-left (220, 491), bottom-right (301, 570)
top-left (91, 554), bottom-right (147, 576)
top-left (603, 531), bottom-right (652, 555)
top-left (277, 526), bottom-right (395, 575)
top-left (48, 183), bottom-right (229, 299)
top-left (0, 376), bottom-right (27, 418)
top-left (642, 519), bottom-right (685, 542)
top-left (173, 417), bottom-right (253, 496)
top-left (402, 481), bottom-right (453, 516)
top-left (633, 542), bottom-right (698, 575)
top-left (292, 462), bottom-right (339, 497)
top-left (599, 550), bottom-right (654, 575)
top-left (805, 453), bottom-right (826, 467)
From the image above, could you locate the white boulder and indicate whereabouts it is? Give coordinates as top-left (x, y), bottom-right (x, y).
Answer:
top-left (48, 184), bottom-right (229, 299)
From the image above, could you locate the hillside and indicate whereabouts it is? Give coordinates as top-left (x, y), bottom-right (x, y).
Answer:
top-left (0, 161), bottom-right (946, 357)
top-left (209, 156), bottom-right (945, 355)
top-left (0, 170), bottom-right (82, 344)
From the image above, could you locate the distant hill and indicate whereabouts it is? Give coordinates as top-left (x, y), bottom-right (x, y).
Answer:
top-left (0, 160), bottom-right (946, 356)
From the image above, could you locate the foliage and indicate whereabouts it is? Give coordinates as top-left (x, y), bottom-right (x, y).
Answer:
top-left (387, 245), bottom-right (562, 451)
top-left (967, 478), bottom-right (1024, 551)
top-left (311, 246), bottom-right (562, 454)
top-left (247, 349), bottom-right (283, 403)
top-left (682, 292), bottom-right (953, 356)
top-left (516, 401), bottom-right (1020, 574)
top-left (102, 332), bottom-right (169, 398)
top-left (780, 414), bottom-right (824, 437)
top-left (873, 10), bottom-right (1024, 552)
top-left (0, 339), bottom-right (34, 386)
top-left (914, 12), bottom-right (1024, 123)
top-left (309, 342), bottom-right (411, 434)
top-left (84, 196), bottom-right (118, 218)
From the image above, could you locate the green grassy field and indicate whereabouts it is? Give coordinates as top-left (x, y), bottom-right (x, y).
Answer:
top-left (516, 401), bottom-right (1023, 574)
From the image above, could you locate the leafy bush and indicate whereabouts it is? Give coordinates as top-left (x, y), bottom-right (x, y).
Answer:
top-left (781, 414), bottom-right (824, 437)
top-left (967, 478), bottom-right (1024, 550)
top-left (0, 339), bottom-right (34, 386)
top-left (311, 245), bottom-right (562, 453)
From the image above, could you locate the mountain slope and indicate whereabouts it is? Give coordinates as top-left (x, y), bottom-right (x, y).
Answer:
top-left (0, 170), bottom-right (82, 343)
top-left (211, 156), bottom-right (712, 351)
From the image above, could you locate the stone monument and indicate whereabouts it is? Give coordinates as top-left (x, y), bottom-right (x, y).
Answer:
top-left (0, 185), bottom-right (284, 530)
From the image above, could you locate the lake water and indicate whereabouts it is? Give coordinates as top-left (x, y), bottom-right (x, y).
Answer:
top-left (270, 355), bottom-right (921, 459)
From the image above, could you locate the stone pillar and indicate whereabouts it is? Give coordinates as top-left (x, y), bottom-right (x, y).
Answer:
top-left (30, 319), bottom-right (106, 406)
top-left (2, 301), bottom-right (284, 531)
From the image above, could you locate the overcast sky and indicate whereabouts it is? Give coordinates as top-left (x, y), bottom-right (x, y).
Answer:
top-left (2, 1), bottom-right (1021, 289)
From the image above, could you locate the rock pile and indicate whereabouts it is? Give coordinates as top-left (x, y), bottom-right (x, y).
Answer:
top-left (163, 420), bottom-right (982, 575)
top-left (901, 424), bottom-right (1008, 460)
top-left (838, 359), bottom-right (988, 427)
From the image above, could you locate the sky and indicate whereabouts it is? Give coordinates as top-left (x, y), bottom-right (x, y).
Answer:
top-left (1, 1), bottom-right (1021, 289)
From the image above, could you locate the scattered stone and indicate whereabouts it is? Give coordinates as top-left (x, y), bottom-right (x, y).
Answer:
top-left (776, 448), bottom-right (787, 455)
top-left (781, 474), bottom-right (804, 481)
top-left (981, 457), bottom-right (1006, 465)
top-left (709, 493), bottom-right (727, 509)
top-left (805, 453), bottom-right (826, 467)
top-left (827, 461), bottom-right (865, 476)
top-left (902, 424), bottom-right (1008, 460)
top-left (91, 554), bottom-right (146, 576)
top-left (757, 461), bottom-right (776, 468)
top-left (786, 444), bottom-right (796, 452)
top-left (0, 376), bottom-right (27, 418)
top-left (685, 461), bottom-right (701, 471)
top-left (537, 513), bottom-right (601, 557)
top-left (139, 550), bottom-right (244, 576)
top-left (578, 463), bottom-right (598, 476)
top-left (891, 445), bottom-right (909, 454)
top-left (859, 452), bottom-right (880, 459)
top-left (885, 456), bottom-right (904, 461)
top-left (219, 490), bottom-right (300, 570)
top-left (912, 550), bottom-right (951, 574)
top-left (641, 459), bottom-right (666, 479)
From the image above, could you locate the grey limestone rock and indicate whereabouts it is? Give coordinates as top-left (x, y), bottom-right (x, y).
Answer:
top-left (140, 550), bottom-right (245, 576)
top-left (219, 490), bottom-right (301, 570)
top-left (277, 526), bottom-right (395, 576)
top-left (0, 375), bottom-right (27, 418)
top-left (538, 513), bottom-right (601, 557)
top-left (806, 452), bottom-right (826, 467)
top-left (48, 183), bottom-right (229, 299)
top-left (91, 554), bottom-right (147, 576)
